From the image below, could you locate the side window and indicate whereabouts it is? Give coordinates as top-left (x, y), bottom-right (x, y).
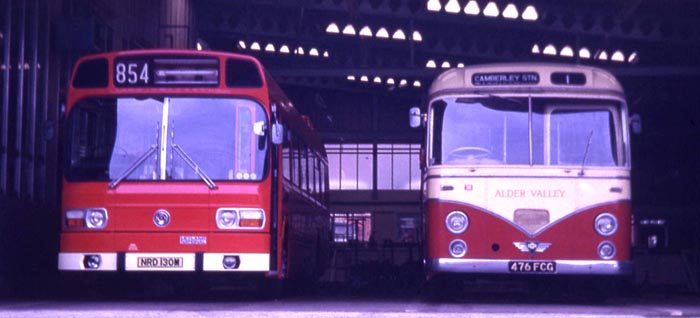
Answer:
top-left (282, 130), bottom-right (291, 180)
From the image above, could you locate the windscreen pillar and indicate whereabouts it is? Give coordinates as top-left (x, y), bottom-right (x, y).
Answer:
top-left (159, 0), bottom-right (194, 49)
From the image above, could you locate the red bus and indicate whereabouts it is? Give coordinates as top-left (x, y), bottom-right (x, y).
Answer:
top-left (59, 49), bottom-right (330, 288)
top-left (410, 63), bottom-right (633, 290)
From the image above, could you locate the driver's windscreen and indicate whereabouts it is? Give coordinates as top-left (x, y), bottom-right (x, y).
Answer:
top-left (64, 97), bottom-right (269, 182)
top-left (430, 97), bottom-right (620, 167)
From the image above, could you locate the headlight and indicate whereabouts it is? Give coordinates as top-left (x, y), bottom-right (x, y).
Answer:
top-left (86, 209), bottom-right (108, 229)
top-left (445, 211), bottom-right (469, 234)
top-left (216, 209), bottom-right (238, 229)
top-left (594, 213), bottom-right (618, 236)
top-left (65, 208), bottom-right (108, 229)
top-left (598, 241), bottom-right (616, 259)
top-left (449, 239), bottom-right (467, 258)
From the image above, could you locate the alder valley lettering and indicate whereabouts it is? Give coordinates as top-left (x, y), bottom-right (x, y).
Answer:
top-left (494, 189), bottom-right (565, 198)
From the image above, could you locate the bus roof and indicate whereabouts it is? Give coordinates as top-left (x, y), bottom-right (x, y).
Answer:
top-left (428, 63), bottom-right (624, 97)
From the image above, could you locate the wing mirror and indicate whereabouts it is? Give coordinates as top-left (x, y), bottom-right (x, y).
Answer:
top-left (271, 103), bottom-right (284, 145)
top-left (409, 107), bottom-right (423, 128)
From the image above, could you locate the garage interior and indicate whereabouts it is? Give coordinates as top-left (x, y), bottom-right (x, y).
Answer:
top-left (1, 0), bottom-right (699, 295)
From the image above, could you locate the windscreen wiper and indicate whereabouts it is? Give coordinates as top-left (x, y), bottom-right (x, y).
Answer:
top-left (171, 143), bottom-right (218, 189)
top-left (579, 130), bottom-right (594, 176)
top-left (108, 145), bottom-right (157, 189)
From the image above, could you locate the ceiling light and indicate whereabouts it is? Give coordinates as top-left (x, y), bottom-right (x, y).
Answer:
top-left (413, 80), bottom-right (422, 88)
top-left (280, 45), bottom-right (290, 54)
top-left (373, 76), bottom-right (382, 84)
top-left (309, 48), bottom-right (320, 57)
top-left (483, 2), bottom-right (500, 17)
top-left (323, 50), bottom-right (330, 58)
top-left (522, 5), bottom-right (538, 21)
top-left (359, 26), bottom-right (373, 37)
top-left (326, 22), bottom-right (340, 34)
top-left (237, 40), bottom-right (247, 50)
top-left (386, 78), bottom-right (395, 85)
top-left (427, 0), bottom-right (442, 12)
top-left (596, 50), bottom-right (609, 61)
top-left (412, 30), bottom-right (423, 42)
top-left (196, 42), bottom-right (203, 51)
top-left (445, 0), bottom-right (461, 13)
top-left (457, 63), bottom-right (465, 68)
top-left (250, 42), bottom-right (261, 51)
top-left (376, 27), bottom-right (390, 39)
top-left (579, 47), bottom-right (591, 59)
top-left (426, 60), bottom-right (437, 68)
top-left (392, 29), bottom-right (406, 40)
top-left (560, 45), bottom-right (574, 57)
top-left (543, 44), bottom-right (557, 55)
top-left (441, 61), bottom-right (451, 68)
top-left (399, 79), bottom-right (408, 87)
top-left (502, 4), bottom-right (519, 19)
top-left (265, 43), bottom-right (275, 53)
top-left (531, 44), bottom-right (540, 54)
top-left (347, 75), bottom-right (356, 81)
top-left (360, 75), bottom-right (369, 82)
top-left (342, 24), bottom-right (357, 36)
top-left (464, 0), bottom-right (480, 15)
top-left (611, 50), bottom-right (625, 62)
top-left (295, 46), bottom-right (305, 55)
top-left (627, 51), bottom-right (639, 64)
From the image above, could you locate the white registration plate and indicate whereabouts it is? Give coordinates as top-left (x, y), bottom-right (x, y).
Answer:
top-left (508, 261), bottom-right (556, 273)
top-left (137, 256), bottom-right (183, 268)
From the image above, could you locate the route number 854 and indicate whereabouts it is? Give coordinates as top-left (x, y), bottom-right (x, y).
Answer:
top-left (115, 62), bottom-right (149, 85)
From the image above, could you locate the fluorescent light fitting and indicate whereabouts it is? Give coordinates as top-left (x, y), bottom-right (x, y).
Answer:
top-left (392, 29), bottom-right (407, 40)
top-left (596, 50), bottom-right (609, 61)
top-left (373, 76), bottom-right (382, 84)
top-left (543, 44), bottom-right (557, 55)
top-left (295, 46), bottom-right (305, 55)
top-left (359, 26), bottom-right (373, 37)
top-left (531, 44), bottom-right (540, 54)
top-left (427, 0), bottom-right (442, 12)
top-left (250, 42), bottom-right (261, 51)
top-left (280, 45), bottom-right (290, 54)
top-left (441, 61), bottom-right (451, 68)
top-left (309, 48), bottom-right (320, 57)
top-left (457, 63), bottom-right (465, 68)
top-left (399, 79), bottom-right (408, 87)
top-left (464, 0), bottom-right (480, 15)
top-left (522, 5), bottom-right (538, 21)
top-left (265, 43), bottom-right (275, 53)
top-left (483, 2), bottom-right (500, 17)
top-left (412, 30), bottom-right (423, 42)
top-left (326, 22), bottom-right (340, 34)
top-left (360, 75), bottom-right (369, 82)
top-left (560, 45), bottom-right (574, 57)
top-left (196, 42), bottom-right (203, 51)
top-left (342, 24), bottom-right (357, 36)
top-left (611, 50), bottom-right (625, 62)
top-left (426, 60), bottom-right (437, 68)
top-left (376, 27), bottom-right (390, 39)
top-left (579, 47), bottom-right (591, 59)
top-left (347, 75), bottom-right (356, 81)
top-left (238, 40), bottom-right (247, 50)
top-left (386, 78), bottom-right (395, 85)
top-left (627, 51), bottom-right (639, 64)
top-left (503, 4), bottom-right (519, 19)
top-left (413, 80), bottom-right (421, 88)
top-left (445, 0), bottom-right (461, 13)
top-left (323, 50), bottom-right (330, 58)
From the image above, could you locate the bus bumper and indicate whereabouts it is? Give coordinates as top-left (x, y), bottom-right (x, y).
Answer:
top-left (58, 252), bottom-right (270, 272)
top-left (426, 258), bottom-right (633, 275)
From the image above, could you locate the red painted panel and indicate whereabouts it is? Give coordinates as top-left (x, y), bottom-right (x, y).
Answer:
top-left (425, 200), bottom-right (631, 261)
top-left (61, 232), bottom-right (269, 253)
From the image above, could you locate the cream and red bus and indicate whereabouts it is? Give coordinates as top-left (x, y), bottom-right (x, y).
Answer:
top-left (410, 63), bottom-right (632, 280)
top-left (59, 50), bottom-right (329, 289)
